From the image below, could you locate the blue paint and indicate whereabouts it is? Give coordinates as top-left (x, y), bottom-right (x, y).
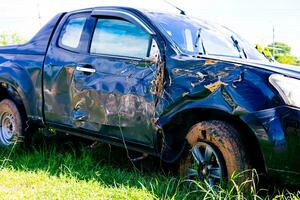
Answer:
top-left (0, 6), bottom-right (299, 185)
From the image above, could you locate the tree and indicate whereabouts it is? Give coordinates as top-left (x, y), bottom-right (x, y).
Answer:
top-left (276, 55), bottom-right (299, 66)
top-left (266, 42), bottom-right (291, 57)
top-left (256, 42), bottom-right (300, 66)
top-left (0, 33), bottom-right (27, 46)
top-left (255, 44), bottom-right (273, 61)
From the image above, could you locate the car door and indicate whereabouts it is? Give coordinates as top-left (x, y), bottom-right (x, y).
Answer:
top-left (43, 10), bottom-right (163, 148)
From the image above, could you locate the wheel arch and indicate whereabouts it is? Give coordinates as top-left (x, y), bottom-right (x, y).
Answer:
top-left (0, 62), bottom-right (39, 120)
top-left (0, 81), bottom-right (28, 120)
top-left (160, 107), bottom-right (267, 173)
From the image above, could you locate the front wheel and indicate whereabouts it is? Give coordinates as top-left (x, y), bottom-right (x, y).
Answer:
top-left (179, 120), bottom-right (249, 185)
top-left (0, 99), bottom-right (24, 146)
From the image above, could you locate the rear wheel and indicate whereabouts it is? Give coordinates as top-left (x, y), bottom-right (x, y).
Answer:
top-left (179, 120), bottom-right (249, 186)
top-left (0, 99), bottom-right (24, 146)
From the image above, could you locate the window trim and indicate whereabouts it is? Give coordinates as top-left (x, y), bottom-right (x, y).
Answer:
top-left (89, 16), bottom-right (153, 59)
top-left (91, 9), bottom-right (155, 35)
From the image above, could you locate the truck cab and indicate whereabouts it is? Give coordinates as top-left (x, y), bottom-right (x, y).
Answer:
top-left (0, 6), bottom-right (300, 186)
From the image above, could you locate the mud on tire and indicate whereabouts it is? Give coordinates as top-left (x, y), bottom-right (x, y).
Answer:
top-left (179, 120), bottom-right (250, 184)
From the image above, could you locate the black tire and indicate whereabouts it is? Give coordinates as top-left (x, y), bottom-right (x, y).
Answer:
top-left (0, 99), bottom-right (24, 146)
top-left (179, 120), bottom-right (250, 185)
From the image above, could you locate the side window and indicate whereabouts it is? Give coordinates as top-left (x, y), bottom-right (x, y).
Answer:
top-left (59, 16), bottom-right (87, 50)
top-left (90, 18), bottom-right (150, 58)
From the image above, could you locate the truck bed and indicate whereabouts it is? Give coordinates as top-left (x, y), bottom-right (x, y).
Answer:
top-left (0, 13), bottom-right (65, 122)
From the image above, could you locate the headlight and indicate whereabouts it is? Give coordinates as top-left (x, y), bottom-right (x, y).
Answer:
top-left (269, 74), bottom-right (300, 108)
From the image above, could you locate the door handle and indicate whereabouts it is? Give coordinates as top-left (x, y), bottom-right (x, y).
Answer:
top-left (76, 65), bottom-right (96, 74)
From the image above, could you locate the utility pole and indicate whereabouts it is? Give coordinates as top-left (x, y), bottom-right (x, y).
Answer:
top-left (272, 25), bottom-right (275, 58)
top-left (36, 0), bottom-right (42, 27)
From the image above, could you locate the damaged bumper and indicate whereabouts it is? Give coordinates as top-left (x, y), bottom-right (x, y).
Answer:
top-left (242, 105), bottom-right (300, 185)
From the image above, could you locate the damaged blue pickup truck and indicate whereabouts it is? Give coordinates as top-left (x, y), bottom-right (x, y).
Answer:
top-left (0, 6), bottom-right (299, 186)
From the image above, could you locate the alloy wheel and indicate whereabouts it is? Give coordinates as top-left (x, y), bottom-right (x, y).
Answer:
top-left (187, 142), bottom-right (225, 186)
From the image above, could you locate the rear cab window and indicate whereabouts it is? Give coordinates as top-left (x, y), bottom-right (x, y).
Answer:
top-left (58, 14), bottom-right (88, 51)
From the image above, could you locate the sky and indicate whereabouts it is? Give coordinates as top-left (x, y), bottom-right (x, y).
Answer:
top-left (0, 0), bottom-right (300, 57)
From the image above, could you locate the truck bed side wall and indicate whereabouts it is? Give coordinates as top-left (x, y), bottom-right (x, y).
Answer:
top-left (0, 13), bottom-right (65, 124)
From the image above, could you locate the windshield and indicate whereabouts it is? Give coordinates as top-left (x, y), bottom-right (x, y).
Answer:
top-left (146, 12), bottom-right (267, 61)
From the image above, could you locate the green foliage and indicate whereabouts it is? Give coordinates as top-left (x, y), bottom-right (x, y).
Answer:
top-left (0, 33), bottom-right (27, 46)
top-left (0, 134), bottom-right (299, 200)
top-left (256, 44), bottom-right (273, 61)
top-left (267, 42), bottom-right (299, 65)
top-left (266, 42), bottom-right (292, 56)
top-left (277, 55), bottom-right (299, 66)
top-left (257, 42), bottom-right (300, 66)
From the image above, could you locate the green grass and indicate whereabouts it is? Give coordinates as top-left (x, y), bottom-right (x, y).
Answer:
top-left (0, 134), bottom-right (299, 200)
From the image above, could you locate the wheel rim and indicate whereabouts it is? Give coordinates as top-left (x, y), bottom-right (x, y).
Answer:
top-left (0, 112), bottom-right (17, 145)
top-left (187, 142), bottom-right (224, 186)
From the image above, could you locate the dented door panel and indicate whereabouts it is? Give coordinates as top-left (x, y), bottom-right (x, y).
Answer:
top-left (44, 43), bottom-right (160, 146)
top-left (71, 56), bottom-right (159, 145)
top-left (43, 10), bottom-right (164, 147)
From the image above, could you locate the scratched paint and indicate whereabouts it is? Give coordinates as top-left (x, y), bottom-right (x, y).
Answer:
top-left (0, 7), bottom-right (299, 185)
